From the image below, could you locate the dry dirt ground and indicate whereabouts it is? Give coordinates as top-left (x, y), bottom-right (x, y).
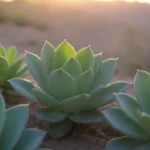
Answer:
top-left (0, 2), bottom-right (148, 149)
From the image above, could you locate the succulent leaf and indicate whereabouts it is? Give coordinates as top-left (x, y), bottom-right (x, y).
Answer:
top-left (41, 41), bottom-right (56, 79)
top-left (136, 109), bottom-right (150, 136)
top-left (69, 109), bottom-right (104, 124)
top-left (50, 119), bottom-right (74, 139)
top-left (54, 40), bottom-right (76, 69)
top-left (16, 65), bottom-right (28, 77)
top-left (6, 47), bottom-right (16, 65)
top-left (75, 68), bottom-right (95, 94)
top-left (0, 56), bottom-right (9, 76)
top-left (104, 108), bottom-right (148, 140)
top-left (0, 104), bottom-right (29, 149)
top-left (31, 88), bottom-right (60, 108)
top-left (134, 70), bottom-right (150, 114)
top-left (116, 93), bottom-right (140, 123)
top-left (106, 136), bottom-right (150, 150)
top-left (61, 93), bottom-right (90, 113)
top-left (26, 52), bottom-right (46, 91)
top-left (6, 55), bottom-right (25, 78)
top-left (92, 58), bottom-right (117, 89)
top-left (9, 78), bottom-right (36, 102)
top-left (13, 128), bottom-right (45, 150)
top-left (62, 57), bottom-right (82, 78)
top-left (0, 94), bottom-right (5, 138)
top-left (85, 81), bottom-right (129, 110)
top-left (0, 45), bottom-right (28, 90)
top-left (0, 94), bottom-right (48, 150)
top-left (48, 69), bottom-right (77, 100)
top-left (36, 107), bottom-right (67, 123)
top-left (75, 46), bottom-right (94, 72)
top-left (93, 53), bottom-right (103, 76)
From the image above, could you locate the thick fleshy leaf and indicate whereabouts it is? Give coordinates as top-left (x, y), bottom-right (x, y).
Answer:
top-left (136, 143), bottom-right (150, 150)
top-left (48, 69), bottom-right (77, 100)
top-left (106, 136), bottom-right (150, 150)
top-left (31, 88), bottom-right (60, 108)
top-left (85, 81), bottom-right (129, 110)
top-left (6, 55), bottom-right (25, 78)
top-left (93, 53), bottom-right (103, 76)
top-left (134, 70), bottom-right (150, 114)
top-left (104, 108), bottom-right (148, 140)
top-left (0, 104), bottom-right (29, 150)
top-left (69, 109), bottom-right (104, 124)
top-left (36, 107), bottom-right (67, 123)
top-left (26, 52), bottom-right (46, 91)
top-left (50, 119), bottom-right (74, 139)
top-left (9, 78), bottom-right (36, 102)
top-left (6, 47), bottom-right (16, 65)
top-left (54, 40), bottom-right (76, 69)
top-left (92, 59), bottom-right (117, 89)
top-left (0, 94), bottom-right (5, 138)
top-left (137, 109), bottom-right (150, 135)
top-left (0, 45), bottom-right (5, 56)
top-left (61, 94), bottom-right (90, 113)
top-left (16, 65), bottom-right (28, 77)
top-left (75, 46), bottom-right (94, 72)
top-left (41, 41), bottom-right (55, 79)
top-left (62, 57), bottom-right (82, 78)
top-left (116, 93), bottom-right (140, 123)
top-left (0, 56), bottom-right (8, 76)
top-left (14, 128), bottom-right (45, 150)
top-left (75, 68), bottom-right (94, 94)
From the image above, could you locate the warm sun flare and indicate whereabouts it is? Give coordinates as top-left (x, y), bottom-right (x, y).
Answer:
top-left (53, 0), bottom-right (150, 3)
top-left (55, 0), bottom-right (150, 4)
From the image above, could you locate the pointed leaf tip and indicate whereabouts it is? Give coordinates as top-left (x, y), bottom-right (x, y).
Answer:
top-left (54, 41), bottom-right (76, 69)
top-left (75, 46), bottom-right (94, 72)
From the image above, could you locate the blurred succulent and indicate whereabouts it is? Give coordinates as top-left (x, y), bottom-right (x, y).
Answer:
top-left (9, 40), bottom-right (129, 138)
top-left (104, 70), bottom-right (150, 150)
top-left (0, 45), bottom-right (28, 95)
top-left (0, 93), bottom-right (49, 150)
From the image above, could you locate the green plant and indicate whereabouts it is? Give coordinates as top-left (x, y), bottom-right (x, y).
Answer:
top-left (0, 45), bottom-right (28, 94)
top-left (0, 93), bottom-right (48, 150)
top-left (104, 70), bottom-right (150, 150)
top-left (9, 40), bottom-right (129, 138)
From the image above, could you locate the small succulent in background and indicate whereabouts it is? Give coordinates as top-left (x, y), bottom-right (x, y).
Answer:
top-left (104, 70), bottom-right (150, 150)
top-left (9, 40), bottom-right (129, 138)
top-left (0, 45), bottom-right (28, 96)
top-left (0, 93), bottom-right (49, 150)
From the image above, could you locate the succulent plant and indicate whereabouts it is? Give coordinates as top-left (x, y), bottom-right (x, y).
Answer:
top-left (9, 40), bottom-right (129, 138)
top-left (0, 93), bottom-right (49, 150)
top-left (104, 70), bottom-right (150, 150)
top-left (0, 45), bottom-right (28, 95)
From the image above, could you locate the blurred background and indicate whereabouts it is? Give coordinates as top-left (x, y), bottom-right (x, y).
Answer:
top-left (0, 0), bottom-right (150, 79)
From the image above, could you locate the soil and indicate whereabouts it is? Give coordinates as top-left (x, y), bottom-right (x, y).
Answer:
top-left (27, 105), bottom-right (121, 150)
